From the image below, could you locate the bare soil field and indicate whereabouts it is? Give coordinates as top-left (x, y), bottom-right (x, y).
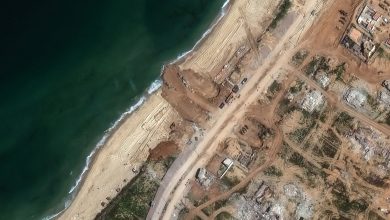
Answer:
top-left (148, 141), bottom-right (179, 161)
top-left (163, 0), bottom-right (390, 219)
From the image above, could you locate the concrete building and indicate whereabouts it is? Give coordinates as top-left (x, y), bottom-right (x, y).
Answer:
top-left (363, 40), bottom-right (376, 57)
top-left (220, 158), bottom-right (234, 179)
top-left (300, 90), bottom-right (324, 113)
top-left (315, 71), bottom-right (331, 88)
top-left (222, 158), bottom-right (234, 167)
top-left (379, 90), bottom-right (390, 106)
top-left (385, 38), bottom-right (390, 47)
top-left (357, 5), bottom-right (382, 34)
top-left (344, 88), bottom-right (367, 108)
top-left (341, 26), bottom-right (374, 61)
top-left (383, 80), bottom-right (390, 91)
top-left (196, 168), bottom-right (214, 188)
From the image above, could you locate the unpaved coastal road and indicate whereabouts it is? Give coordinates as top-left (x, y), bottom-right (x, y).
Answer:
top-left (147, 1), bottom-right (327, 219)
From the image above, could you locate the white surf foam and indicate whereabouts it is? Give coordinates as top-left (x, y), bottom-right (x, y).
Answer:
top-left (170, 0), bottom-right (231, 64)
top-left (44, 0), bottom-right (232, 218)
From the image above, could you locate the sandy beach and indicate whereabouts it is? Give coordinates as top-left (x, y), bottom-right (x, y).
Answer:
top-left (59, 91), bottom-right (179, 220)
top-left (58, 1), bottom-right (236, 218)
top-left (59, 0), bottom-right (285, 219)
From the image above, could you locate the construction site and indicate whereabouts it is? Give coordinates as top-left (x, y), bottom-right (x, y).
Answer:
top-left (94, 0), bottom-right (390, 219)
top-left (149, 0), bottom-right (390, 219)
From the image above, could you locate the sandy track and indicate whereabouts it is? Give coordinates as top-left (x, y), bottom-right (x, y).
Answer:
top-left (147, 0), bottom-right (329, 219)
top-left (59, 92), bottom-right (178, 220)
top-left (287, 66), bottom-right (390, 136)
top-left (179, 0), bottom-right (279, 77)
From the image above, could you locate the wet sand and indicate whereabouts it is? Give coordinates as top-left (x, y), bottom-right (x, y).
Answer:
top-left (59, 91), bottom-right (179, 220)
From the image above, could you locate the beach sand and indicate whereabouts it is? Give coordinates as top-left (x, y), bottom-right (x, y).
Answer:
top-left (179, 0), bottom-right (278, 77)
top-left (59, 91), bottom-right (179, 220)
top-left (60, 0), bottom-right (281, 219)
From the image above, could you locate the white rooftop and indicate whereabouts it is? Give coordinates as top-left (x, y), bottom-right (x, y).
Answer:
top-left (300, 90), bottom-right (324, 112)
top-left (344, 88), bottom-right (367, 108)
top-left (222, 158), bottom-right (233, 167)
top-left (316, 73), bottom-right (330, 88)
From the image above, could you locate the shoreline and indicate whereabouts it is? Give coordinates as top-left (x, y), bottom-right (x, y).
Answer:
top-left (44, 80), bottom-right (162, 220)
top-left (168, 0), bottom-right (232, 66)
top-left (46, 0), bottom-right (233, 219)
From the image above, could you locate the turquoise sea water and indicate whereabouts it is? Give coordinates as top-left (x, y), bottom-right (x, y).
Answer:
top-left (0, 0), bottom-right (224, 219)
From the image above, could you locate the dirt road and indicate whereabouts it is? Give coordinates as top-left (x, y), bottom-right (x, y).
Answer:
top-left (286, 66), bottom-right (390, 136)
top-left (147, 1), bottom-right (329, 219)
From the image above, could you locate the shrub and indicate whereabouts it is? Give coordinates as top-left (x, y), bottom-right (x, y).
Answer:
top-left (269, 0), bottom-right (292, 29)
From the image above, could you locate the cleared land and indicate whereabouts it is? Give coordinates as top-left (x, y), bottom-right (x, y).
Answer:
top-left (65, 0), bottom-right (390, 219)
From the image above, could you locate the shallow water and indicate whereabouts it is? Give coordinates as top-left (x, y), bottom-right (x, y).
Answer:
top-left (0, 0), bottom-right (224, 219)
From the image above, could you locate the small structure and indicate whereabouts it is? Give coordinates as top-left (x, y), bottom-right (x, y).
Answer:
top-left (344, 88), bottom-right (367, 108)
top-left (300, 90), bottom-right (324, 113)
top-left (222, 158), bottom-right (234, 167)
top-left (357, 5), bottom-right (382, 34)
top-left (363, 40), bottom-right (376, 58)
top-left (315, 71), bottom-right (331, 88)
top-left (254, 181), bottom-right (271, 203)
top-left (237, 143), bottom-right (254, 168)
top-left (379, 90), bottom-right (390, 106)
top-left (196, 168), bottom-right (214, 188)
top-left (232, 85), bottom-right (239, 93)
top-left (220, 158), bottom-right (234, 179)
top-left (383, 80), bottom-right (390, 91)
top-left (225, 92), bottom-right (234, 104)
top-left (341, 26), bottom-right (376, 61)
top-left (385, 38), bottom-right (390, 48)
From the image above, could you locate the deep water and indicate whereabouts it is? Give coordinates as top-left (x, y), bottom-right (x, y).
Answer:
top-left (0, 0), bottom-right (224, 219)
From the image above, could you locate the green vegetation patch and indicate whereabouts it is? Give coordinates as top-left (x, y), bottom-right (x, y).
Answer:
top-left (96, 174), bottom-right (159, 220)
top-left (319, 109), bottom-right (328, 123)
top-left (321, 162), bottom-right (330, 169)
top-left (96, 156), bottom-right (175, 220)
top-left (177, 207), bottom-right (189, 219)
top-left (367, 93), bottom-right (380, 109)
top-left (312, 145), bottom-right (324, 158)
top-left (329, 62), bottom-right (346, 81)
top-left (188, 194), bottom-right (209, 207)
top-left (364, 174), bottom-right (389, 188)
top-left (283, 144), bottom-right (327, 186)
top-left (305, 56), bottom-right (330, 75)
top-left (331, 179), bottom-right (368, 213)
top-left (385, 112), bottom-right (390, 126)
top-left (264, 165), bottom-right (283, 177)
top-left (269, 0), bottom-right (292, 29)
top-left (202, 204), bottom-right (214, 216)
top-left (221, 175), bottom-right (240, 188)
top-left (277, 98), bottom-right (297, 116)
top-left (332, 112), bottom-right (354, 135)
top-left (291, 50), bottom-right (309, 66)
top-left (268, 80), bottom-right (282, 94)
top-left (289, 152), bottom-right (305, 167)
top-left (214, 199), bottom-right (228, 210)
top-left (278, 142), bottom-right (291, 160)
top-left (320, 129), bottom-right (341, 158)
top-left (289, 80), bottom-right (305, 94)
top-left (378, 47), bottom-right (390, 60)
top-left (289, 127), bottom-right (311, 143)
top-left (216, 212), bottom-right (236, 220)
top-left (289, 118), bottom-right (316, 143)
top-left (368, 210), bottom-right (386, 220)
